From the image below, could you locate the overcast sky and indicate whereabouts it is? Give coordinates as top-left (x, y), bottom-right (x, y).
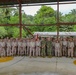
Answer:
top-left (22, 4), bottom-right (76, 16)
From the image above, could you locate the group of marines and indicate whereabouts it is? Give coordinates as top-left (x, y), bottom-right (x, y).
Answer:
top-left (41, 36), bottom-right (75, 58)
top-left (0, 36), bottom-right (76, 58)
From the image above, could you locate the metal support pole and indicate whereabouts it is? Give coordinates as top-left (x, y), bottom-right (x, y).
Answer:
top-left (19, 3), bottom-right (22, 38)
top-left (57, 0), bottom-right (59, 40)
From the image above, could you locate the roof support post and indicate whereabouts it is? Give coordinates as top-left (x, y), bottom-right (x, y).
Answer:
top-left (19, 1), bottom-right (22, 38)
top-left (57, 0), bottom-right (59, 40)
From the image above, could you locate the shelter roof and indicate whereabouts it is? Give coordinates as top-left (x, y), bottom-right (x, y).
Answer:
top-left (34, 32), bottom-right (76, 37)
top-left (0, 0), bottom-right (76, 5)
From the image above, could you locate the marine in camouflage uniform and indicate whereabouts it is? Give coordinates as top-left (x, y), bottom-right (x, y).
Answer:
top-left (52, 38), bottom-right (55, 56)
top-left (41, 37), bottom-right (46, 57)
top-left (59, 37), bottom-right (63, 56)
top-left (46, 37), bottom-right (52, 56)
top-left (62, 38), bottom-right (68, 56)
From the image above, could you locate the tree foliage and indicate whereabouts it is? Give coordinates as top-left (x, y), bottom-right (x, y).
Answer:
top-left (0, 27), bottom-right (7, 38)
top-left (0, 6), bottom-right (76, 38)
top-left (34, 6), bottom-right (56, 32)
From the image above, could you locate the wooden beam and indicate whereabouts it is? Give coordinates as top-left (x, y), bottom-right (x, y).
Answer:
top-left (59, 22), bottom-right (76, 25)
top-left (23, 26), bottom-right (34, 37)
top-left (0, 22), bottom-right (75, 26)
top-left (22, 24), bottom-right (57, 26)
top-left (0, 24), bottom-right (19, 26)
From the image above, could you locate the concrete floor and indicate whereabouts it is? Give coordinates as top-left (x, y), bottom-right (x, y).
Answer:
top-left (0, 56), bottom-right (76, 75)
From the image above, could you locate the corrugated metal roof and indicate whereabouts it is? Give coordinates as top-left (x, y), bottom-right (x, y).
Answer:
top-left (34, 32), bottom-right (76, 37)
top-left (0, 0), bottom-right (76, 5)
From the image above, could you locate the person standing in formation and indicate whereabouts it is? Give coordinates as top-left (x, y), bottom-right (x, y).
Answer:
top-left (18, 39), bottom-right (22, 56)
top-left (29, 38), bottom-right (35, 57)
top-left (4, 38), bottom-right (7, 56)
top-left (41, 37), bottom-right (46, 57)
top-left (35, 38), bottom-right (41, 57)
top-left (0, 39), bottom-right (2, 57)
top-left (22, 39), bottom-right (27, 56)
top-left (12, 39), bottom-right (17, 56)
top-left (59, 38), bottom-right (63, 57)
top-left (68, 37), bottom-right (74, 58)
top-left (52, 38), bottom-right (55, 56)
top-left (62, 38), bottom-right (68, 56)
top-left (74, 37), bottom-right (76, 57)
top-left (26, 38), bottom-right (30, 56)
top-left (7, 39), bottom-right (12, 56)
top-left (0, 39), bottom-right (6, 57)
top-left (55, 39), bottom-right (61, 57)
top-left (20, 39), bottom-right (24, 56)
top-left (46, 37), bottom-right (52, 57)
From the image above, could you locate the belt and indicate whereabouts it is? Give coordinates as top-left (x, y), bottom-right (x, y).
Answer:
top-left (37, 46), bottom-right (40, 47)
top-left (63, 45), bottom-right (66, 47)
top-left (68, 47), bottom-right (72, 49)
top-left (2, 47), bottom-right (5, 48)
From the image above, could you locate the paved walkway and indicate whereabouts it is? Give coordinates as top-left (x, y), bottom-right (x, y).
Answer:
top-left (0, 57), bottom-right (76, 75)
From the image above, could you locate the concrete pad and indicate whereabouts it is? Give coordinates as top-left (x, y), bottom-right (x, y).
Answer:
top-left (0, 57), bottom-right (76, 75)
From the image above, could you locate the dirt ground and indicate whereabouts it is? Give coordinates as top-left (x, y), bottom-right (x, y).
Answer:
top-left (0, 56), bottom-right (76, 75)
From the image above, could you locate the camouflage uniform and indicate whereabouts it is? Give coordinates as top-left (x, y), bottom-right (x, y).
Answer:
top-left (52, 38), bottom-right (55, 56)
top-left (59, 38), bottom-right (63, 56)
top-left (41, 38), bottom-right (46, 57)
top-left (62, 38), bottom-right (68, 56)
top-left (46, 37), bottom-right (52, 56)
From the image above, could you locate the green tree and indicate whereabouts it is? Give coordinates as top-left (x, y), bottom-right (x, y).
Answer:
top-left (0, 27), bottom-right (7, 38)
top-left (34, 5), bottom-right (56, 32)
top-left (59, 9), bottom-right (76, 32)
top-left (12, 27), bottom-right (26, 38)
